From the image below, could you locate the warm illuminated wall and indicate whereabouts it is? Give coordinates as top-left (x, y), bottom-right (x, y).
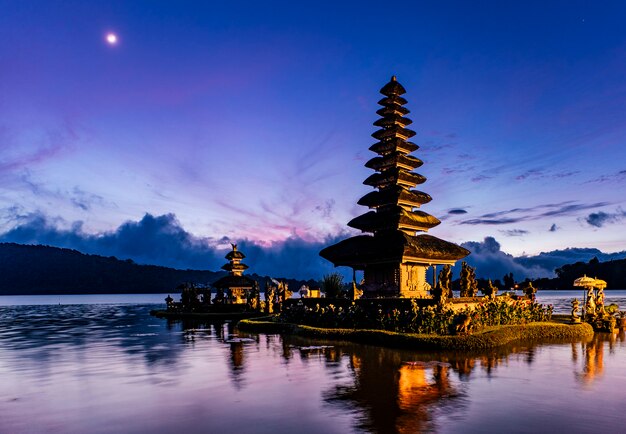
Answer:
top-left (400, 263), bottom-right (429, 298)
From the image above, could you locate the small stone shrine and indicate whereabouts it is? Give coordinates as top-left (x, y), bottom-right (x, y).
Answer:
top-left (212, 244), bottom-right (255, 304)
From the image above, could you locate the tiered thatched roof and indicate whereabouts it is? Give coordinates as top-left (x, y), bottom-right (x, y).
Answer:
top-left (213, 244), bottom-right (255, 289)
top-left (320, 232), bottom-right (469, 268)
top-left (320, 76), bottom-right (469, 267)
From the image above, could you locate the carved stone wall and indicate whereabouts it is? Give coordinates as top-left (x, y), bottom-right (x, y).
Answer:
top-left (362, 263), bottom-right (430, 298)
top-left (400, 263), bottom-right (429, 298)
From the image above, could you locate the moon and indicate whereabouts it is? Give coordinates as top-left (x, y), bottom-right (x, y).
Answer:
top-left (105, 33), bottom-right (118, 45)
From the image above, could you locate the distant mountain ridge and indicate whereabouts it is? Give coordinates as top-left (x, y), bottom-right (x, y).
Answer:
top-left (0, 243), bottom-right (317, 295)
top-left (532, 256), bottom-right (626, 290)
top-left (517, 247), bottom-right (626, 273)
top-left (459, 237), bottom-right (626, 280)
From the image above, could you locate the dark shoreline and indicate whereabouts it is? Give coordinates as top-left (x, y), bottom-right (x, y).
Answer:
top-left (150, 309), bottom-right (266, 321)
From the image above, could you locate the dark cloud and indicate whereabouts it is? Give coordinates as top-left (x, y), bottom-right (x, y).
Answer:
top-left (462, 217), bottom-right (523, 225)
top-left (586, 169), bottom-right (626, 184)
top-left (458, 237), bottom-right (626, 280)
top-left (3, 214), bottom-right (626, 282)
top-left (499, 229), bottom-right (529, 237)
top-left (540, 202), bottom-right (609, 217)
top-left (584, 208), bottom-right (626, 227)
top-left (471, 174), bottom-right (492, 183)
top-left (460, 201), bottom-right (610, 225)
top-left (70, 187), bottom-right (112, 211)
top-left (16, 172), bottom-right (116, 212)
top-left (515, 169), bottom-right (579, 181)
top-left (447, 209), bottom-right (468, 215)
top-left (553, 171), bottom-right (579, 179)
top-left (516, 168), bottom-right (544, 181)
top-left (0, 212), bottom-right (219, 269)
top-left (457, 237), bottom-right (549, 280)
top-left (586, 212), bottom-right (613, 228)
top-left (0, 212), bottom-right (341, 279)
top-left (442, 167), bottom-right (474, 175)
top-left (427, 144), bottom-right (454, 152)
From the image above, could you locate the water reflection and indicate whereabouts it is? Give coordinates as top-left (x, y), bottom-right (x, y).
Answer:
top-left (575, 330), bottom-right (626, 386)
top-left (168, 319), bottom-right (253, 388)
top-left (278, 332), bottom-right (625, 433)
top-left (2, 303), bottom-right (626, 433)
top-left (0, 304), bottom-right (185, 367)
top-left (321, 345), bottom-right (457, 433)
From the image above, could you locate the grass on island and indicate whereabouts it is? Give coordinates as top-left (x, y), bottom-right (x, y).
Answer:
top-left (237, 317), bottom-right (594, 351)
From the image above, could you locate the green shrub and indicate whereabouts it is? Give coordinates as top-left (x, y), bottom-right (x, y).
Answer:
top-left (279, 297), bottom-right (553, 336)
top-left (322, 273), bottom-right (344, 298)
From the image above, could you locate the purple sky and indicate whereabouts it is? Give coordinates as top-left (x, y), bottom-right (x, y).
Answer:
top-left (1, 1), bottom-right (625, 278)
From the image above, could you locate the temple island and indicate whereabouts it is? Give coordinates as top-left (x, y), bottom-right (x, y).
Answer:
top-left (152, 244), bottom-right (265, 320)
top-left (235, 77), bottom-right (595, 348)
top-left (151, 243), bottom-right (293, 320)
top-left (154, 77), bottom-right (600, 348)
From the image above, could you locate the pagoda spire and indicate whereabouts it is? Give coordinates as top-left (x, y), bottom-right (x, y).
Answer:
top-left (319, 77), bottom-right (469, 299)
top-left (213, 243), bottom-right (255, 305)
top-left (221, 243), bottom-right (249, 276)
top-left (350, 76), bottom-right (440, 236)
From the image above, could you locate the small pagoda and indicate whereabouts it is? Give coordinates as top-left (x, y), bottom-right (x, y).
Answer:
top-left (212, 244), bottom-right (255, 304)
top-left (320, 77), bottom-right (469, 298)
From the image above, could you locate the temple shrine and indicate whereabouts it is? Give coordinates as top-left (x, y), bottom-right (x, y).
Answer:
top-left (320, 77), bottom-right (469, 298)
top-left (212, 244), bottom-right (255, 304)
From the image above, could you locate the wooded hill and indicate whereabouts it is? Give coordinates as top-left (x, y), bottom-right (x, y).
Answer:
top-left (0, 243), bottom-right (318, 295)
top-left (532, 257), bottom-right (626, 289)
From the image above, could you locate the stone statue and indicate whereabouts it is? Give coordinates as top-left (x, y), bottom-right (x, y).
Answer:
top-left (596, 288), bottom-right (605, 314)
top-left (275, 281), bottom-right (292, 312)
top-left (348, 282), bottom-right (363, 300)
top-left (265, 283), bottom-right (276, 314)
top-left (248, 281), bottom-right (260, 311)
top-left (433, 281), bottom-right (448, 307)
top-left (213, 287), bottom-right (225, 305)
top-left (585, 288), bottom-right (596, 317)
top-left (438, 265), bottom-right (452, 298)
top-left (483, 279), bottom-right (498, 300)
top-left (523, 282), bottom-right (537, 301)
top-left (571, 298), bottom-right (581, 323)
top-left (459, 262), bottom-right (471, 297)
top-left (165, 294), bottom-right (174, 310)
top-left (455, 313), bottom-right (471, 334)
top-left (469, 267), bottom-right (479, 297)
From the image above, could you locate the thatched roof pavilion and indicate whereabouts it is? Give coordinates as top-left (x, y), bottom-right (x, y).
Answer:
top-left (213, 244), bottom-right (255, 304)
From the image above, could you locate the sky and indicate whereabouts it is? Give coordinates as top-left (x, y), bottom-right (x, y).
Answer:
top-left (1, 1), bottom-right (625, 280)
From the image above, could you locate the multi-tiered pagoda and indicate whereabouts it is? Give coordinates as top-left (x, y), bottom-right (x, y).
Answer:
top-left (320, 77), bottom-right (469, 298)
top-left (213, 244), bottom-right (255, 304)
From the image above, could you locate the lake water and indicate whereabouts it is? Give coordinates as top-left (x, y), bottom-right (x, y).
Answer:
top-left (1, 292), bottom-right (626, 433)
